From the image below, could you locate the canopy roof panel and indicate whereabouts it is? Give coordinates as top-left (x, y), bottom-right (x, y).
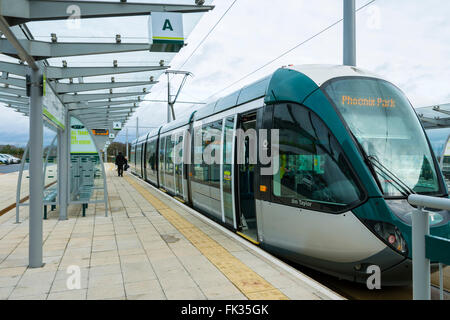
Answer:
top-left (0, 0), bottom-right (214, 149)
top-left (416, 103), bottom-right (450, 129)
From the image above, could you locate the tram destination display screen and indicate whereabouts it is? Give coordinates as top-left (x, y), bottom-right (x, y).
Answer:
top-left (323, 77), bottom-right (442, 197)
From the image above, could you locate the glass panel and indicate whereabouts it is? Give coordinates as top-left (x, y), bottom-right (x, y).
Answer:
top-left (69, 117), bottom-right (105, 204)
top-left (175, 133), bottom-right (184, 196)
top-left (222, 116), bottom-right (235, 225)
top-left (273, 104), bottom-right (363, 212)
top-left (137, 143), bottom-right (144, 176)
top-left (131, 144), bottom-right (136, 172)
top-left (207, 120), bottom-right (222, 187)
top-left (44, 136), bottom-right (58, 192)
top-left (146, 139), bottom-right (157, 181)
top-left (193, 125), bottom-right (208, 184)
top-left (165, 135), bottom-right (175, 174)
top-left (324, 78), bottom-right (442, 197)
top-left (159, 136), bottom-right (166, 186)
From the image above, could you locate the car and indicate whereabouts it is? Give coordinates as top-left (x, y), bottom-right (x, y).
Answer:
top-left (0, 154), bottom-right (10, 165)
top-left (0, 154), bottom-right (20, 164)
top-left (7, 155), bottom-right (20, 164)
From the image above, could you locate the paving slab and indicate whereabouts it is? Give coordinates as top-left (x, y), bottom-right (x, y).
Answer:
top-left (0, 164), bottom-right (342, 300)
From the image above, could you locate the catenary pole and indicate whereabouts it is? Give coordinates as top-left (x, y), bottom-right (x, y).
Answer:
top-left (126, 127), bottom-right (129, 159)
top-left (136, 117), bottom-right (139, 140)
top-left (28, 68), bottom-right (44, 268)
top-left (343, 0), bottom-right (356, 66)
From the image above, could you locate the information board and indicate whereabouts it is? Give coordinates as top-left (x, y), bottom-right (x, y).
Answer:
top-left (43, 75), bottom-right (66, 129)
top-left (71, 117), bottom-right (97, 154)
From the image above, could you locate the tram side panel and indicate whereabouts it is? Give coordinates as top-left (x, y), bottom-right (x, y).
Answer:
top-left (136, 143), bottom-right (142, 178)
top-left (145, 137), bottom-right (159, 187)
top-left (130, 143), bottom-right (137, 175)
top-left (142, 138), bottom-right (147, 181)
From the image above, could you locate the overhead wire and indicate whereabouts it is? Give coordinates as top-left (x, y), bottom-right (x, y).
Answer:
top-left (206, 0), bottom-right (376, 100)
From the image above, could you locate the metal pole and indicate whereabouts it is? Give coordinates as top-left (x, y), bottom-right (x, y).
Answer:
top-left (439, 263), bottom-right (444, 300)
top-left (58, 113), bottom-right (69, 220)
top-left (28, 68), bottom-right (44, 268)
top-left (412, 207), bottom-right (431, 300)
top-left (136, 117), bottom-right (139, 140)
top-left (167, 73), bottom-right (171, 123)
top-left (343, 0), bottom-right (356, 66)
top-left (126, 127), bottom-right (129, 160)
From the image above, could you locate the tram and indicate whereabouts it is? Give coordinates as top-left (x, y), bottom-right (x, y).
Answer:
top-left (130, 65), bottom-right (450, 285)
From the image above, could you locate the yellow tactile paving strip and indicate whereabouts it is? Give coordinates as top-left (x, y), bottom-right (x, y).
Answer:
top-left (125, 175), bottom-right (289, 300)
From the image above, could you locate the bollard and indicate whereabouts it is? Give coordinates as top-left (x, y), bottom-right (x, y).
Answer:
top-left (412, 207), bottom-right (431, 300)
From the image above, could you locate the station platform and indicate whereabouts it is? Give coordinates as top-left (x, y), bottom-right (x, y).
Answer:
top-left (0, 164), bottom-right (343, 300)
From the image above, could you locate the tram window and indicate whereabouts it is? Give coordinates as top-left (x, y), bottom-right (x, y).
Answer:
top-left (159, 136), bottom-right (166, 184)
top-left (207, 120), bottom-right (223, 187)
top-left (131, 145), bottom-right (135, 165)
top-left (165, 135), bottom-right (175, 175)
top-left (272, 104), bottom-right (363, 212)
top-left (192, 121), bottom-right (223, 186)
top-left (175, 134), bottom-right (183, 168)
top-left (147, 139), bottom-right (157, 177)
top-left (193, 125), bottom-right (208, 183)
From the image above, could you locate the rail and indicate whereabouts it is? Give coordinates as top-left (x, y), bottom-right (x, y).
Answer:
top-left (408, 194), bottom-right (450, 300)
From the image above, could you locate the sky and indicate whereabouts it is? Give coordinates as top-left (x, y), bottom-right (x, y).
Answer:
top-left (0, 0), bottom-right (449, 146)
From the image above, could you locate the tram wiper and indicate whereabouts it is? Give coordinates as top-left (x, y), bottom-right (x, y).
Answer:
top-left (349, 131), bottom-right (414, 197)
top-left (350, 132), bottom-right (385, 193)
top-left (367, 155), bottom-right (416, 197)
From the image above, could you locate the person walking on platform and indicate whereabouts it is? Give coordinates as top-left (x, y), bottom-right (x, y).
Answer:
top-left (115, 152), bottom-right (126, 177)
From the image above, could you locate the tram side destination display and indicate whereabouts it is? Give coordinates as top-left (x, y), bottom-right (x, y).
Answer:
top-left (71, 117), bottom-right (97, 154)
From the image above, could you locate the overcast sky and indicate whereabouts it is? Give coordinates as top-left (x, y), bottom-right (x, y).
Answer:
top-left (0, 0), bottom-right (449, 146)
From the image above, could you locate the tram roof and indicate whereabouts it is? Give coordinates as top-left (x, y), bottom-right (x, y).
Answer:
top-left (157, 64), bottom-right (390, 134)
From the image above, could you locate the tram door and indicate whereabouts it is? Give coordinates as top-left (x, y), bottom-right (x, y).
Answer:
top-left (236, 112), bottom-right (258, 243)
top-left (221, 116), bottom-right (236, 228)
top-left (175, 133), bottom-right (184, 199)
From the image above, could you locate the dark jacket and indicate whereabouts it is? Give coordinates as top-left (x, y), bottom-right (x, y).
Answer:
top-left (115, 154), bottom-right (126, 166)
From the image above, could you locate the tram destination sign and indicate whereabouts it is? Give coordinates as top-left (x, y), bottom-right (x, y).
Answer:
top-left (43, 74), bottom-right (65, 129)
top-left (92, 129), bottom-right (109, 136)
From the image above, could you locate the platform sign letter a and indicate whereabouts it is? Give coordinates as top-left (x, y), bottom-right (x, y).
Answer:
top-left (163, 19), bottom-right (174, 31)
top-left (149, 12), bottom-right (184, 46)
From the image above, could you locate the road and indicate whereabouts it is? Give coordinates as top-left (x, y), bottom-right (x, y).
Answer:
top-left (0, 163), bottom-right (29, 174)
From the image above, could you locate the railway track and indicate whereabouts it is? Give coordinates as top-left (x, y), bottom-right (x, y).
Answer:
top-left (290, 262), bottom-right (449, 300)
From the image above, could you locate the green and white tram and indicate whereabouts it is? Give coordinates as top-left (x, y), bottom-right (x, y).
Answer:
top-left (131, 65), bottom-right (449, 285)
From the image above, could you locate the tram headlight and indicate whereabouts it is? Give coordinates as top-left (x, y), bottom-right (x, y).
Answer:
top-left (365, 220), bottom-right (408, 255)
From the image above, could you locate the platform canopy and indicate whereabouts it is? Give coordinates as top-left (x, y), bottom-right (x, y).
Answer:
top-left (416, 103), bottom-right (450, 130)
top-left (0, 0), bottom-right (214, 150)
top-left (0, 0), bottom-right (215, 269)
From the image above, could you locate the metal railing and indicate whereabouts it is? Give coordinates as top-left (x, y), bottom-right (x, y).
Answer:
top-left (408, 194), bottom-right (450, 300)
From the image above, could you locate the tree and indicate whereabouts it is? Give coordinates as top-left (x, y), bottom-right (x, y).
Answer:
top-left (0, 145), bottom-right (25, 158)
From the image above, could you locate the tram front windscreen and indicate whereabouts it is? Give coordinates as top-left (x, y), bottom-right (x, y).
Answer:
top-left (323, 77), bottom-right (443, 197)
